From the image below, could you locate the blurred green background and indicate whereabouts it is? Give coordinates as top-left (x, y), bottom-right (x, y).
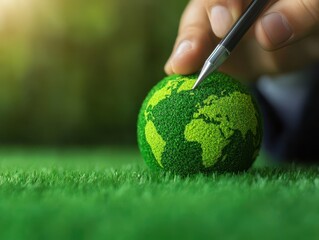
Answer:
top-left (0, 0), bottom-right (187, 145)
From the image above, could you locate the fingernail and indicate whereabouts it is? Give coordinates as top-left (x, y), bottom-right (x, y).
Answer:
top-left (262, 12), bottom-right (293, 46)
top-left (210, 5), bottom-right (233, 37)
top-left (174, 40), bottom-right (192, 57)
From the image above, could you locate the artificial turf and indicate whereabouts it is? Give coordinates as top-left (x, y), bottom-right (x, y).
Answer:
top-left (0, 147), bottom-right (318, 239)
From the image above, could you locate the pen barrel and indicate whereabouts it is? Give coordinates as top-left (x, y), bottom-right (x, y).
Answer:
top-left (221, 0), bottom-right (270, 52)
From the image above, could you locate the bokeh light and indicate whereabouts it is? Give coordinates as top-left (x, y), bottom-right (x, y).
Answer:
top-left (0, 0), bottom-right (184, 145)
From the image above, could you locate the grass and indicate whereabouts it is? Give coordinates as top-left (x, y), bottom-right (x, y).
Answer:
top-left (0, 147), bottom-right (318, 239)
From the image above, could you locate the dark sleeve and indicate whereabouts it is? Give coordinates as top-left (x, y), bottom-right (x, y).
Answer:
top-left (253, 63), bottom-right (319, 162)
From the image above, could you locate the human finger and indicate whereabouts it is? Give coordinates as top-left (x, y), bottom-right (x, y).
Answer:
top-left (164, 0), bottom-right (216, 75)
top-left (255, 0), bottom-right (319, 50)
top-left (205, 0), bottom-right (250, 38)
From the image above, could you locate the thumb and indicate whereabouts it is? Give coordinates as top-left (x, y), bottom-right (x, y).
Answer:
top-left (255, 0), bottom-right (319, 50)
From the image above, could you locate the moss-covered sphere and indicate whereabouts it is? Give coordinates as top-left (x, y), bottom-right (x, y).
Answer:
top-left (137, 72), bottom-right (263, 175)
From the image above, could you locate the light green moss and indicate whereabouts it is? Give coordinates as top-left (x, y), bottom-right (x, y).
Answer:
top-left (194, 91), bottom-right (258, 137)
top-left (185, 118), bottom-right (231, 167)
top-left (185, 92), bottom-right (257, 167)
top-left (145, 80), bottom-right (179, 112)
top-left (138, 72), bottom-right (263, 175)
top-left (177, 78), bottom-right (195, 93)
top-left (145, 120), bottom-right (165, 168)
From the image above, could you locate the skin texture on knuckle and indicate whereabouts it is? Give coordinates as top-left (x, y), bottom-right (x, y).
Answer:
top-left (273, 0), bottom-right (319, 43)
top-left (298, 0), bottom-right (319, 25)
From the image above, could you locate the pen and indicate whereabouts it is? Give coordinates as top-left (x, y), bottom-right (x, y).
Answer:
top-left (192, 0), bottom-right (270, 89)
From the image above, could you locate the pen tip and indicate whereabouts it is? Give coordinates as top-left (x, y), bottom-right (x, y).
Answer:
top-left (192, 65), bottom-right (211, 89)
top-left (192, 80), bottom-right (200, 90)
top-left (192, 80), bottom-right (199, 90)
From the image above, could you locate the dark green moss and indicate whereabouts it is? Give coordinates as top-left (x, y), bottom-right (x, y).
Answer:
top-left (137, 72), bottom-right (263, 176)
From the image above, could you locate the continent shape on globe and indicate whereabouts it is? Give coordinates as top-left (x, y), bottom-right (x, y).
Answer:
top-left (144, 80), bottom-right (196, 168)
top-left (184, 91), bottom-right (258, 167)
top-left (138, 73), bottom-right (262, 175)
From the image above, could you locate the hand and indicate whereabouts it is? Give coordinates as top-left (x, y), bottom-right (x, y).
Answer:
top-left (164, 0), bottom-right (319, 81)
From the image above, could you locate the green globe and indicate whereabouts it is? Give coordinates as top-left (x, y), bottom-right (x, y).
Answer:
top-left (137, 72), bottom-right (263, 175)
